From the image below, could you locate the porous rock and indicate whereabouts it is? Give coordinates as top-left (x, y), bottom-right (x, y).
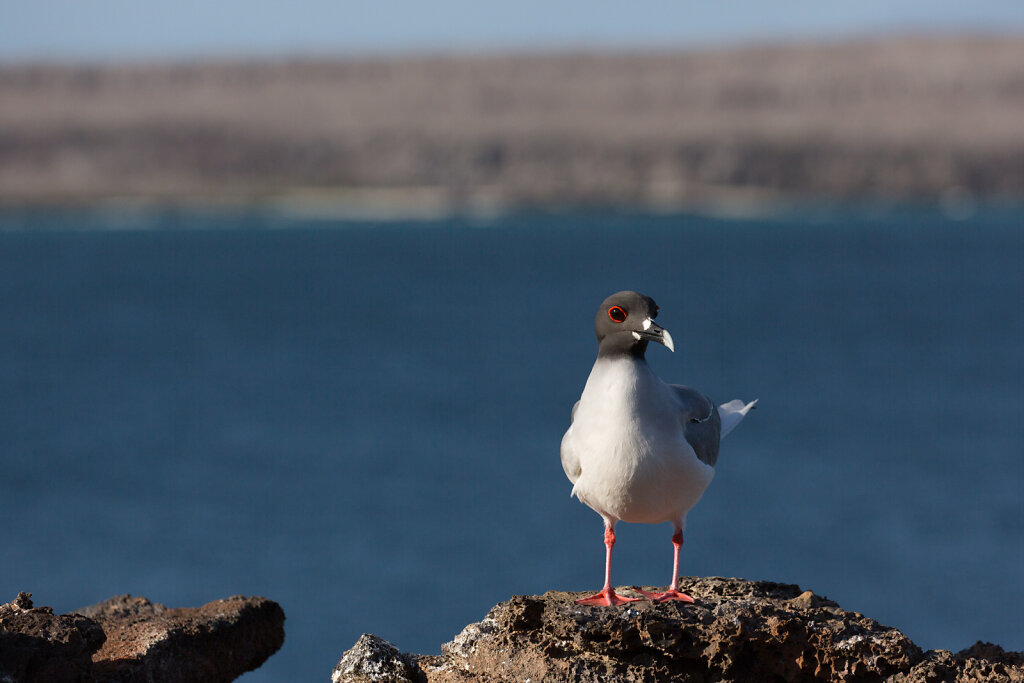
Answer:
top-left (79, 594), bottom-right (285, 682)
top-left (0, 592), bottom-right (283, 683)
top-left (891, 642), bottom-right (1024, 683)
top-left (333, 577), bottom-right (1024, 682)
top-left (0, 592), bottom-right (105, 682)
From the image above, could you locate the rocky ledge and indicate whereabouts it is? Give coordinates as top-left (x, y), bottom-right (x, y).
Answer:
top-left (0, 592), bottom-right (284, 682)
top-left (333, 577), bottom-right (1023, 683)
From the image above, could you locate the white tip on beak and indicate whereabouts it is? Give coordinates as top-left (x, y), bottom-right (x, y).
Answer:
top-left (662, 328), bottom-right (675, 352)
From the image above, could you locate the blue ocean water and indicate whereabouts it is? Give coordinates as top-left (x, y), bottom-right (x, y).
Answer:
top-left (1, 205), bottom-right (1021, 681)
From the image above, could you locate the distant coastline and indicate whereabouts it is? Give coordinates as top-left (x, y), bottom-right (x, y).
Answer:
top-left (2, 35), bottom-right (1023, 209)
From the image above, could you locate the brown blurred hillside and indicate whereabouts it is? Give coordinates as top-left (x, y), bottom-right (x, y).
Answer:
top-left (1, 35), bottom-right (1023, 209)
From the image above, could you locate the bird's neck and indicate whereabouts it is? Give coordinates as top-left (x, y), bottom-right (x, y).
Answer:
top-left (597, 339), bottom-right (649, 360)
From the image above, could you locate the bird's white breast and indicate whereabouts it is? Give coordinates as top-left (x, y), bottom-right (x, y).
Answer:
top-left (562, 358), bottom-right (714, 526)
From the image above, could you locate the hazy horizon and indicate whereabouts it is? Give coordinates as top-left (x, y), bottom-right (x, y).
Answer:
top-left (4, 1), bottom-right (1024, 62)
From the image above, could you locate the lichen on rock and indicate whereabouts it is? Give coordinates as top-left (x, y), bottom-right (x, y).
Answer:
top-left (331, 633), bottom-right (425, 683)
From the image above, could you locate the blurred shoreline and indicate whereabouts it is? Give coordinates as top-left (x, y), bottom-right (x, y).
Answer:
top-left (2, 34), bottom-right (1023, 210)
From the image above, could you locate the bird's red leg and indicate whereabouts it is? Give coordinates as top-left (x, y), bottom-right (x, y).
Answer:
top-left (576, 525), bottom-right (639, 606)
top-left (636, 529), bottom-right (695, 603)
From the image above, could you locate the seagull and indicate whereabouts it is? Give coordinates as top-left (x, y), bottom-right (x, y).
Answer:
top-left (561, 291), bottom-right (757, 606)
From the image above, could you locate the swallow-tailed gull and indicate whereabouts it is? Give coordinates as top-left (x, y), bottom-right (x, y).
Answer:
top-left (561, 291), bottom-right (757, 606)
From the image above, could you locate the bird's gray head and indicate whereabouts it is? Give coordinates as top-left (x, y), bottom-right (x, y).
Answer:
top-left (594, 291), bottom-right (675, 359)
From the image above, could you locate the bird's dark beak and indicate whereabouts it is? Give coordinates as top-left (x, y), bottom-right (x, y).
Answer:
top-left (636, 319), bottom-right (675, 352)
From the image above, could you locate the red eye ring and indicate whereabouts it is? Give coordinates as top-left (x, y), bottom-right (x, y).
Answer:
top-left (608, 306), bottom-right (627, 323)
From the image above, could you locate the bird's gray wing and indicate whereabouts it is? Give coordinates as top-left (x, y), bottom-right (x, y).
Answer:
top-left (560, 400), bottom-right (582, 483)
top-left (670, 385), bottom-right (722, 467)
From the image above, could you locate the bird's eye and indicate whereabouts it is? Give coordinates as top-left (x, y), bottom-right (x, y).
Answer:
top-left (608, 306), bottom-right (627, 323)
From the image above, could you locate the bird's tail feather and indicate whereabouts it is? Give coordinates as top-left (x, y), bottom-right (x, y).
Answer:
top-left (719, 398), bottom-right (758, 439)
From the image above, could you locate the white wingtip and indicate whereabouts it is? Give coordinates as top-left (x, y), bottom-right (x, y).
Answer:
top-left (718, 398), bottom-right (758, 439)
